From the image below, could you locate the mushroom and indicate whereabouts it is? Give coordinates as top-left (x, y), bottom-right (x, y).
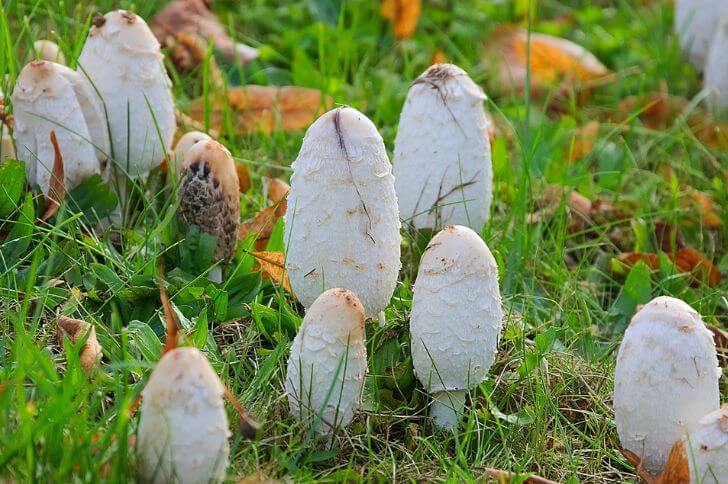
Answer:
top-left (704, 14), bottom-right (728, 111)
top-left (56, 316), bottom-right (102, 373)
top-left (11, 60), bottom-right (109, 194)
top-left (409, 225), bottom-right (503, 430)
top-left (682, 405), bottom-right (728, 483)
top-left (393, 63), bottom-right (493, 231)
top-left (30, 40), bottom-right (65, 64)
top-left (284, 106), bottom-right (401, 318)
top-left (285, 288), bottom-right (367, 435)
top-left (137, 347), bottom-right (230, 484)
top-left (675, 0), bottom-right (727, 71)
top-left (178, 139), bottom-right (239, 282)
top-left (614, 296), bottom-right (720, 474)
top-left (172, 130), bottom-right (211, 175)
top-left (77, 10), bottom-right (176, 190)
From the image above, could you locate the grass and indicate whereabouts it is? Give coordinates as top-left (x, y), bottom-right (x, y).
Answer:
top-left (1, 0), bottom-right (727, 482)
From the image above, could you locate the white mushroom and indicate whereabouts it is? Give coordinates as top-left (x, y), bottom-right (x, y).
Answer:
top-left (137, 347), bottom-right (230, 484)
top-left (284, 106), bottom-right (401, 318)
top-left (704, 14), bottom-right (728, 111)
top-left (684, 406), bottom-right (728, 483)
top-left (77, 10), bottom-right (175, 183)
top-left (393, 63), bottom-right (493, 230)
top-left (31, 40), bottom-right (65, 64)
top-left (410, 225), bottom-right (503, 430)
top-left (675, 0), bottom-right (727, 71)
top-left (11, 60), bottom-right (108, 194)
top-left (613, 296), bottom-right (720, 474)
top-left (285, 288), bottom-right (367, 435)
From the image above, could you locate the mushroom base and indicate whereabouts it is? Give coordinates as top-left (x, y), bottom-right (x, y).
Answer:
top-left (430, 390), bottom-right (467, 430)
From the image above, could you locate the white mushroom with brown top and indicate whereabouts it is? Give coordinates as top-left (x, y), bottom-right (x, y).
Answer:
top-left (284, 106), bottom-right (401, 318)
top-left (613, 296), bottom-right (720, 475)
top-left (286, 288), bottom-right (368, 435)
top-left (393, 63), bottom-right (494, 230)
top-left (410, 225), bottom-right (503, 430)
top-left (137, 347), bottom-right (230, 484)
top-left (172, 131), bottom-right (211, 175)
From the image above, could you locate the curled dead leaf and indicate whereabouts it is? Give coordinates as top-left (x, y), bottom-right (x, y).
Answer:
top-left (381, 0), bottom-right (421, 39)
top-left (41, 131), bottom-right (66, 222)
top-left (239, 178), bottom-right (288, 250)
top-left (158, 260), bottom-right (180, 354)
top-left (189, 85), bottom-right (332, 134)
top-left (619, 443), bottom-right (690, 484)
top-left (252, 251), bottom-right (293, 295)
top-left (56, 316), bottom-right (102, 373)
top-left (266, 178), bottom-right (290, 204)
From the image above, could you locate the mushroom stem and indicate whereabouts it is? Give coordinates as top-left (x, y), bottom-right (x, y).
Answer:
top-left (430, 389), bottom-right (467, 430)
top-left (377, 310), bottom-right (386, 327)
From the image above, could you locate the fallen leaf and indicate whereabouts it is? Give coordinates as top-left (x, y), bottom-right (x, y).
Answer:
top-left (252, 251), bottom-right (293, 295)
top-left (569, 120), bottom-right (600, 160)
top-left (222, 385), bottom-right (260, 440)
top-left (381, 0), bottom-right (421, 39)
top-left (237, 163), bottom-right (250, 193)
top-left (267, 178), bottom-right (290, 204)
top-left (707, 324), bottom-right (728, 367)
top-left (613, 248), bottom-right (721, 287)
top-left (239, 178), bottom-right (288, 249)
top-left (56, 316), bottom-right (102, 373)
top-left (41, 131), bottom-right (66, 221)
top-left (482, 467), bottom-right (559, 484)
top-left (489, 25), bottom-right (610, 94)
top-left (688, 191), bottom-right (722, 229)
top-left (429, 50), bottom-right (446, 66)
top-left (189, 85), bottom-right (332, 134)
top-left (158, 260), bottom-right (180, 354)
top-left (151, 0), bottom-right (259, 69)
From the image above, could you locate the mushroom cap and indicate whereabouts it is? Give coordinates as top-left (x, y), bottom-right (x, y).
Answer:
top-left (31, 40), bottom-right (65, 64)
top-left (614, 296), bottom-right (721, 474)
top-left (285, 288), bottom-right (367, 434)
top-left (284, 106), bottom-right (401, 317)
top-left (393, 63), bottom-right (493, 230)
top-left (11, 60), bottom-right (103, 194)
top-left (704, 13), bottom-right (728, 111)
top-left (410, 225), bottom-right (503, 394)
top-left (77, 9), bottom-right (175, 178)
top-left (182, 138), bottom-right (238, 198)
top-left (675, 0), bottom-right (728, 71)
top-left (685, 405), bottom-right (728, 483)
top-left (138, 347), bottom-right (230, 484)
top-left (173, 131), bottom-right (211, 172)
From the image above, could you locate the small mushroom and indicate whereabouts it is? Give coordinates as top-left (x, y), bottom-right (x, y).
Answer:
top-left (11, 60), bottom-right (108, 194)
top-left (704, 14), bottom-right (728, 111)
top-left (178, 139), bottom-right (239, 282)
top-left (675, 0), bottom-right (727, 71)
top-left (137, 347), bottom-right (230, 483)
top-left (682, 405), bottom-right (728, 483)
top-left (410, 225), bottom-right (503, 430)
top-left (77, 10), bottom-right (176, 183)
top-left (614, 296), bottom-right (721, 474)
top-left (284, 106), bottom-right (401, 318)
top-left (393, 63), bottom-right (494, 230)
top-left (172, 130), bottom-right (211, 175)
top-left (285, 288), bottom-right (367, 435)
top-left (30, 40), bottom-right (65, 64)
top-left (56, 316), bottom-right (102, 373)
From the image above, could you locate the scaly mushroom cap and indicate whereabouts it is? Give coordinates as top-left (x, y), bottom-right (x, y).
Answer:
top-left (173, 131), bottom-right (211, 173)
top-left (31, 40), bottom-right (65, 64)
top-left (393, 63), bottom-right (493, 230)
top-left (675, 0), bottom-right (727, 71)
top-left (410, 225), bottom-right (503, 394)
top-left (138, 347), bottom-right (230, 484)
top-left (614, 296), bottom-right (720, 474)
top-left (284, 106), bottom-right (401, 318)
top-left (11, 60), bottom-right (104, 194)
top-left (178, 139), bottom-right (240, 262)
top-left (286, 288), bottom-right (367, 435)
top-left (704, 14), bottom-right (728, 111)
top-left (77, 9), bottom-right (175, 179)
top-left (685, 406), bottom-right (728, 483)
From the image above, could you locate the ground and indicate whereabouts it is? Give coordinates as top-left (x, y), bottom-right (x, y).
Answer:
top-left (1, 0), bottom-right (727, 482)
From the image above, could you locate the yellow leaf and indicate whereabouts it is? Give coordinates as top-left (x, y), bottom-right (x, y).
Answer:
top-left (253, 251), bottom-right (294, 296)
top-left (381, 0), bottom-right (421, 39)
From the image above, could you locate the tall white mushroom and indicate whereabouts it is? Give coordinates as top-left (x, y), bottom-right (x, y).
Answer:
top-left (284, 106), bottom-right (401, 318)
top-left (285, 288), bottom-right (367, 435)
top-left (613, 296), bottom-right (720, 474)
top-left (675, 0), bottom-right (727, 71)
top-left (77, 10), bottom-right (175, 188)
top-left (704, 14), bottom-right (728, 111)
top-left (11, 60), bottom-right (109, 194)
top-left (410, 225), bottom-right (503, 430)
top-left (393, 63), bottom-right (493, 231)
top-left (137, 347), bottom-right (230, 484)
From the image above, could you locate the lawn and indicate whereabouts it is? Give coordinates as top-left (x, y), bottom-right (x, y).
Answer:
top-left (1, 0), bottom-right (726, 482)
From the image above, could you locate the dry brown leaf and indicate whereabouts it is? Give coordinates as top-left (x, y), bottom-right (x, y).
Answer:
top-left (707, 324), bottom-right (728, 367)
top-left (158, 260), bottom-right (180, 354)
top-left (381, 0), bottom-right (421, 39)
top-left (41, 131), bottom-right (66, 222)
top-left (151, 0), bottom-right (259, 68)
top-left (489, 25), bottom-right (610, 94)
top-left (429, 50), bottom-right (446, 66)
top-left (688, 191), bottom-right (722, 229)
top-left (56, 316), bottom-right (102, 373)
top-left (482, 467), bottom-right (559, 484)
top-left (613, 248), bottom-right (721, 288)
top-left (619, 443), bottom-right (690, 484)
top-left (239, 179), bottom-right (288, 249)
top-left (189, 85), bottom-right (332, 134)
top-left (267, 178), bottom-right (290, 204)
top-left (569, 120), bottom-right (600, 160)
top-left (237, 163), bottom-right (250, 193)
top-left (252, 251), bottom-right (293, 295)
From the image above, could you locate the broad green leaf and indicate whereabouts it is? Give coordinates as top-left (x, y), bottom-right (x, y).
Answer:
top-left (0, 159), bottom-right (25, 218)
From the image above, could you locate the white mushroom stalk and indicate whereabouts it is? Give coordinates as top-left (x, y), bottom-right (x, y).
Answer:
top-left (137, 347), bottom-right (230, 484)
top-left (285, 288), bottom-right (368, 435)
top-left (613, 296), bottom-right (720, 474)
top-left (704, 14), bottom-right (728, 111)
top-left (410, 225), bottom-right (503, 430)
top-left (393, 63), bottom-right (494, 230)
top-left (11, 60), bottom-right (109, 194)
top-left (77, 10), bottom-right (176, 196)
top-left (675, 0), bottom-right (727, 71)
top-left (284, 106), bottom-right (401, 318)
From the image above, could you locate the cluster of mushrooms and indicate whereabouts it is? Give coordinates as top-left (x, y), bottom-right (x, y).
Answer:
top-left (1, 4), bottom-right (726, 482)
